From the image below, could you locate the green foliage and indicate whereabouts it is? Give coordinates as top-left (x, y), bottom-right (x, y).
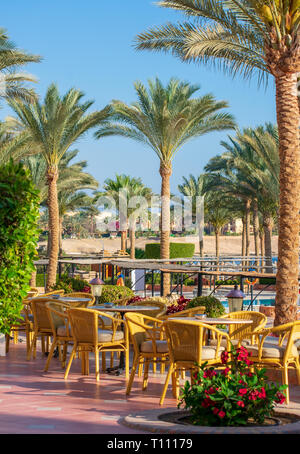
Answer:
top-left (126, 247), bottom-right (146, 259)
top-left (179, 345), bottom-right (287, 426)
top-left (0, 161), bottom-right (40, 334)
top-left (52, 274), bottom-right (91, 293)
top-left (145, 242), bottom-right (195, 259)
top-left (215, 279), bottom-right (240, 286)
top-left (187, 295), bottom-right (225, 318)
top-left (98, 285), bottom-right (134, 304)
top-left (259, 277), bottom-right (276, 285)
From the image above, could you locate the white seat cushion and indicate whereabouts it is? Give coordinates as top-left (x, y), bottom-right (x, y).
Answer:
top-left (248, 343), bottom-right (299, 359)
top-left (209, 338), bottom-right (252, 348)
top-left (201, 345), bottom-right (225, 360)
top-left (140, 340), bottom-right (169, 354)
top-left (56, 326), bottom-right (124, 342)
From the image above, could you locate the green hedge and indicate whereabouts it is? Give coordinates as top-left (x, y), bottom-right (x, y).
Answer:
top-left (0, 161), bottom-right (40, 334)
top-left (187, 296), bottom-right (225, 318)
top-left (98, 285), bottom-right (134, 304)
top-left (145, 242), bottom-right (195, 259)
top-left (259, 278), bottom-right (276, 285)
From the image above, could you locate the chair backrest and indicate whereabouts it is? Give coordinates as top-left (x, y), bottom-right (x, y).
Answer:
top-left (46, 301), bottom-right (70, 335)
top-left (68, 308), bottom-right (98, 344)
top-left (26, 288), bottom-right (39, 299)
top-left (128, 300), bottom-right (167, 318)
top-left (125, 312), bottom-right (159, 353)
top-left (163, 305), bottom-right (206, 319)
top-left (277, 321), bottom-right (300, 360)
top-left (163, 319), bottom-right (227, 365)
top-left (30, 298), bottom-right (55, 332)
top-left (42, 289), bottom-right (65, 296)
top-left (223, 311), bottom-right (267, 341)
top-left (64, 292), bottom-right (95, 306)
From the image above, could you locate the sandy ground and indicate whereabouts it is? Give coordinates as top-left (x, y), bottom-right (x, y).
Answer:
top-left (39, 235), bottom-right (279, 255)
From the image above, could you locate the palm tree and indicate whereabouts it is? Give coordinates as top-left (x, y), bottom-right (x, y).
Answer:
top-left (135, 0), bottom-right (300, 323)
top-left (95, 174), bottom-right (152, 259)
top-left (0, 28), bottom-right (41, 104)
top-left (178, 174), bottom-right (205, 256)
top-left (95, 77), bottom-right (235, 294)
top-left (9, 84), bottom-right (111, 290)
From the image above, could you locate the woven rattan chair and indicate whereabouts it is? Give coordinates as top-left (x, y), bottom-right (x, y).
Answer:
top-left (160, 305), bottom-right (206, 320)
top-left (64, 307), bottom-right (129, 381)
top-left (5, 288), bottom-right (40, 354)
top-left (246, 321), bottom-right (300, 404)
top-left (64, 292), bottom-right (95, 306)
top-left (44, 301), bottom-right (73, 371)
top-left (42, 290), bottom-right (65, 297)
top-left (160, 319), bottom-right (230, 405)
top-left (27, 298), bottom-right (55, 360)
top-left (124, 312), bottom-right (169, 396)
top-left (209, 311), bottom-right (267, 348)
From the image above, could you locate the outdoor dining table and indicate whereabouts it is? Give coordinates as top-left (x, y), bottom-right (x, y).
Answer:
top-left (91, 305), bottom-right (160, 375)
top-left (27, 296), bottom-right (91, 304)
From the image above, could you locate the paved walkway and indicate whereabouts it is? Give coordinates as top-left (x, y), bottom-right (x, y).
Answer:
top-left (1, 335), bottom-right (300, 434)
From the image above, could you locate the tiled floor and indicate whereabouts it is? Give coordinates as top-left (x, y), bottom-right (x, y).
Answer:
top-left (0, 336), bottom-right (178, 434)
top-left (1, 335), bottom-right (300, 434)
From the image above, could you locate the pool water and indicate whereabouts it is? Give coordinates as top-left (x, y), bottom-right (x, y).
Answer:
top-left (221, 298), bottom-right (275, 307)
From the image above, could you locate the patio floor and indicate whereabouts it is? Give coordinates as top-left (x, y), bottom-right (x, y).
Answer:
top-left (1, 335), bottom-right (300, 434)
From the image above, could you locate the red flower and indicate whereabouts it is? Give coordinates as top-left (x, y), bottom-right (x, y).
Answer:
top-left (218, 410), bottom-right (226, 418)
top-left (203, 369), bottom-right (217, 379)
top-left (237, 400), bottom-right (245, 407)
top-left (221, 351), bottom-right (229, 364)
top-left (258, 387), bottom-right (266, 399)
top-left (212, 407), bottom-right (219, 415)
top-left (238, 388), bottom-right (248, 395)
top-left (221, 367), bottom-right (230, 376)
top-left (275, 392), bottom-right (286, 404)
top-left (201, 397), bottom-right (212, 408)
top-left (248, 390), bottom-right (259, 401)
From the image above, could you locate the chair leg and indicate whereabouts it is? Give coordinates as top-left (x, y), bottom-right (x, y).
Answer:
top-left (64, 344), bottom-right (77, 379)
top-left (282, 365), bottom-right (289, 405)
top-left (95, 347), bottom-right (100, 381)
top-left (110, 352), bottom-right (114, 368)
top-left (160, 363), bottom-right (174, 406)
top-left (142, 361), bottom-right (150, 390)
top-left (295, 358), bottom-right (300, 385)
top-left (138, 358), bottom-right (144, 377)
top-left (44, 340), bottom-right (57, 372)
top-left (160, 358), bottom-right (166, 374)
top-left (152, 358), bottom-right (157, 373)
top-left (62, 342), bottom-right (68, 368)
top-left (126, 356), bottom-right (139, 395)
top-left (5, 334), bottom-right (10, 354)
top-left (125, 348), bottom-right (129, 380)
top-left (172, 370), bottom-right (179, 399)
top-left (102, 352), bottom-right (106, 371)
top-left (27, 333), bottom-right (36, 360)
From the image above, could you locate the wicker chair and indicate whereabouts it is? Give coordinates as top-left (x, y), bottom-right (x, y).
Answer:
top-left (64, 308), bottom-right (129, 381)
top-left (27, 298), bottom-right (55, 360)
top-left (246, 321), bottom-right (300, 404)
top-left (64, 292), bottom-right (95, 306)
top-left (5, 288), bottom-right (40, 354)
top-left (160, 305), bottom-right (206, 320)
top-left (209, 311), bottom-right (267, 348)
top-left (44, 301), bottom-right (73, 371)
top-left (160, 319), bottom-right (230, 405)
top-left (42, 290), bottom-right (65, 296)
top-left (124, 312), bottom-right (169, 396)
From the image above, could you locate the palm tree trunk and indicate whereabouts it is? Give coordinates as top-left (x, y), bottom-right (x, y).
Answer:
top-left (160, 162), bottom-right (172, 296)
top-left (46, 165), bottom-right (59, 291)
top-left (129, 223), bottom-right (136, 260)
top-left (245, 199), bottom-right (251, 265)
top-left (120, 230), bottom-right (127, 251)
top-left (215, 226), bottom-right (220, 280)
top-left (29, 267), bottom-right (37, 288)
top-left (252, 199), bottom-right (260, 269)
top-left (241, 216), bottom-right (246, 269)
top-left (260, 228), bottom-right (265, 273)
top-left (263, 214), bottom-right (273, 274)
top-left (274, 72), bottom-right (300, 325)
top-left (59, 217), bottom-right (63, 256)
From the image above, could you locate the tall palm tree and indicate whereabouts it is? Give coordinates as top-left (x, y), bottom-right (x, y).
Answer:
top-left (0, 28), bottom-right (41, 103)
top-left (178, 174), bottom-right (205, 256)
top-left (9, 84), bottom-right (111, 290)
top-left (95, 174), bottom-right (152, 259)
top-left (135, 0), bottom-right (300, 323)
top-left (95, 77), bottom-right (235, 294)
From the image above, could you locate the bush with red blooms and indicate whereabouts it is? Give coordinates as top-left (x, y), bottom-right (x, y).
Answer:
top-left (126, 296), bottom-right (144, 305)
top-left (166, 296), bottom-right (190, 314)
top-left (178, 344), bottom-right (287, 426)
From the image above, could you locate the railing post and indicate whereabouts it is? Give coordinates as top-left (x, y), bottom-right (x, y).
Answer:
top-left (197, 272), bottom-right (203, 296)
top-left (160, 271), bottom-right (164, 296)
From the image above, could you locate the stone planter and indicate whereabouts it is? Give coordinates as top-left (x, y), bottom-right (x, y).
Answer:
top-left (0, 333), bottom-right (6, 356)
top-left (259, 305), bottom-right (275, 317)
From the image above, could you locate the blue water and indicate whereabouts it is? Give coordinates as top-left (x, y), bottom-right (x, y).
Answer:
top-left (221, 298), bottom-right (275, 307)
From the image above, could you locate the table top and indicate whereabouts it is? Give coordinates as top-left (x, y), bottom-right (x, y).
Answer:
top-left (168, 316), bottom-right (253, 325)
top-left (92, 305), bottom-right (160, 312)
top-left (28, 296), bottom-right (91, 302)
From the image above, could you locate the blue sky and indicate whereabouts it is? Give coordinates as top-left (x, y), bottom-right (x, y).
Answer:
top-left (1, 0), bottom-right (276, 194)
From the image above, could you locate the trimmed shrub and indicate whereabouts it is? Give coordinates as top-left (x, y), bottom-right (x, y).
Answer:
top-left (187, 295), bottom-right (225, 318)
top-left (98, 285), bottom-right (134, 304)
top-left (52, 274), bottom-right (91, 293)
top-left (145, 242), bottom-right (195, 259)
top-left (0, 161), bottom-right (40, 334)
top-left (259, 278), bottom-right (276, 285)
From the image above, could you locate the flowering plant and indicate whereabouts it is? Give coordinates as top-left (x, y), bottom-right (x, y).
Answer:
top-left (178, 345), bottom-right (287, 426)
top-left (166, 296), bottom-right (190, 314)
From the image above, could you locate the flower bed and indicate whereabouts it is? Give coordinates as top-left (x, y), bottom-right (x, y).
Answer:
top-left (178, 345), bottom-right (287, 426)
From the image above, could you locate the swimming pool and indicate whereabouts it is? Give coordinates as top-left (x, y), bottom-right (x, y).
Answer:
top-left (221, 298), bottom-right (275, 307)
